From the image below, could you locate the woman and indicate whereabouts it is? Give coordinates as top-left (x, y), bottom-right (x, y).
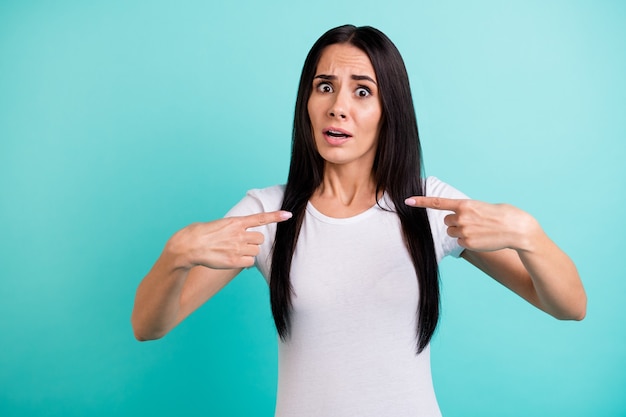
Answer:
top-left (132, 25), bottom-right (586, 416)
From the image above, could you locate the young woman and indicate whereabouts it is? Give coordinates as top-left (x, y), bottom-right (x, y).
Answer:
top-left (132, 25), bottom-right (586, 416)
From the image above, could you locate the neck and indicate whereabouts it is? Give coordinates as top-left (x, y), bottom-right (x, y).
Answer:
top-left (311, 163), bottom-right (379, 217)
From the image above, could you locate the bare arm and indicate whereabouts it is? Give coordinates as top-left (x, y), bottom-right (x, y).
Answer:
top-left (131, 257), bottom-right (242, 341)
top-left (461, 245), bottom-right (585, 320)
top-left (405, 197), bottom-right (586, 320)
top-left (131, 210), bottom-right (293, 341)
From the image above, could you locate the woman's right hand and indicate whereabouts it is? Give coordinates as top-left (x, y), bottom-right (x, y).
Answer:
top-left (165, 210), bottom-right (293, 271)
top-left (131, 210), bottom-right (292, 341)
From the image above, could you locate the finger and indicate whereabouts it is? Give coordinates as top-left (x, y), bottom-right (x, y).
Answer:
top-left (239, 243), bottom-right (261, 258)
top-left (240, 210), bottom-right (293, 229)
top-left (235, 256), bottom-right (256, 269)
top-left (246, 231), bottom-right (265, 245)
top-left (443, 213), bottom-right (457, 227)
top-left (445, 225), bottom-right (461, 238)
top-left (404, 196), bottom-right (462, 212)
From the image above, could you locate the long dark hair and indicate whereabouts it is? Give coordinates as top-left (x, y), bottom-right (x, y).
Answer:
top-left (270, 25), bottom-right (439, 353)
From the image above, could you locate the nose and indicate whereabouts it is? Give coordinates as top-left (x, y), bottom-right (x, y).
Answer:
top-left (328, 108), bottom-right (347, 119)
top-left (328, 91), bottom-right (348, 120)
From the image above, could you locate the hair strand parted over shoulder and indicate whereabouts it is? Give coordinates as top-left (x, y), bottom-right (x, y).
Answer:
top-left (270, 24), bottom-right (439, 354)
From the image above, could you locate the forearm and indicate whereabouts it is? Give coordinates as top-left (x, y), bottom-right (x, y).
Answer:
top-left (516, 230), bottom-right (586, 320)
top-left (131, 211), bottom-right (289, 341)
top-left (131, 251), bottom-right (190, 341)
top-left (408, 195), bottom-right (587, 320)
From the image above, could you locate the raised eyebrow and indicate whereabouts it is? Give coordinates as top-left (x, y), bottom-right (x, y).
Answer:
top-left (313, 74), bottom-right (377, 85)
top-left (351, 75), bottom-right (377, 85)
top-left (313, 74), bottom-right (336, 81)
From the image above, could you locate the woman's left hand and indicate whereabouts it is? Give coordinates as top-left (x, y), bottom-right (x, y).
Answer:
top-left (406, 195), bottom-right (586, 320)
top-left (404, 196), bottom-right (541, 253)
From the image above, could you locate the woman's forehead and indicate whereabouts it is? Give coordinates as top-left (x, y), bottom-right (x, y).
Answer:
top-left (315, 44), bottom-right (376, 80)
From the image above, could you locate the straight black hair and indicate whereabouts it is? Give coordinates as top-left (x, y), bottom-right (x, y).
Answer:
top-left (270, 25), bottom-right (439, 353)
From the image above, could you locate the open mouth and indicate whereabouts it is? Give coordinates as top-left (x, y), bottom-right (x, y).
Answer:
top-left (323, 128), bottom-right (352, 139)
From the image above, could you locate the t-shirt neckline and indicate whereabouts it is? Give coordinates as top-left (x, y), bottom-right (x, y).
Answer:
top-left (305, 194), bottom-right (393, 224)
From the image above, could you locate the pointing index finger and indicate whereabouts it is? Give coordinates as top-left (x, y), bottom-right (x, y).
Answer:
top-left (404, 196), bottom-right (461, 212)
top-left (240, 210), bottom-right (293, 228)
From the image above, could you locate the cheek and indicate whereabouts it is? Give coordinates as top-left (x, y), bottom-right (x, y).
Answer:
top-left (306, 99), bottom-right (321, 142)
top-left (307, 94), bottom-right (322, 118)
top-left (364, 106), bottom-right (382, 133)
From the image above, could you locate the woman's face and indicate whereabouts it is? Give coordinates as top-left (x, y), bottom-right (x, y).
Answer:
top-left (307, 43), bottom-right (382, 170)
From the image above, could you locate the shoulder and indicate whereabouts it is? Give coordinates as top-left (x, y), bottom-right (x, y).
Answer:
top-left (424, 176), bottom-right (469, 200)
top-left (422, 177), bottom-right (468, 260)
top-left (246, 184), bottom-right (285, 204)
top-left (225, 184), bottom-right (285, 218)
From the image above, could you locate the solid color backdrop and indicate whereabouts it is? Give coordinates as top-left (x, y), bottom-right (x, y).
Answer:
top-left (1, 1), bottom-right (624, 416)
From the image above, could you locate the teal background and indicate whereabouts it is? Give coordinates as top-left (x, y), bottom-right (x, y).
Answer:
top-left (1, 0), bottom-right (624, 416)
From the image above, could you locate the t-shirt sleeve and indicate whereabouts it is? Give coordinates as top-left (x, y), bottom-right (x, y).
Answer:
top-left (425, 176), bottom-right (469, 261)
top-left (224, 185), bottom-right (285, 280)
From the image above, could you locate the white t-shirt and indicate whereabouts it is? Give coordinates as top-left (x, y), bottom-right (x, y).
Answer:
top-left (226, 176), bottom-right (468, 417)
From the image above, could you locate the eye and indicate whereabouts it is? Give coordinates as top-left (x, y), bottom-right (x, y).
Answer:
top-left (355, 87), bottom-right (371, 97)
top-left (316, 82), bottom-right (333, 93)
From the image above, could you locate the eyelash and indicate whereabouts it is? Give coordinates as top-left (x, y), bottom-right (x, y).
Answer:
top-left (316, 82), bottom-right (333, 93)
top-left (355, 86), bottom-right (372, 97)
top-left (315, 82), bottom-right (373, 98)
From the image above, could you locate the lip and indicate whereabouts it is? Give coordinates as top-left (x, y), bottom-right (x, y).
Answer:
top-left (322, 126), bottom-right (353, 146)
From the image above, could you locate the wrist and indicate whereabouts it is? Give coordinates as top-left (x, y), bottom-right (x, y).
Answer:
top-left (512, 211), bottom-right (544, 253)
top-left (162, 232), bottom-right (195, 272)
